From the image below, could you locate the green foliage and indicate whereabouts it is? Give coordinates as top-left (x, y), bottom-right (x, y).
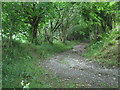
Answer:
top-left (82, 26), bottom-right (119, 67)
top-left (2, 2), bottom-right (119, 43)
top-left (2, 2), bottom-right (119, 88)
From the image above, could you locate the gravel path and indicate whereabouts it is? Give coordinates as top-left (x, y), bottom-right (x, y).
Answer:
top-left (42, 43), bottom-right (118, 88)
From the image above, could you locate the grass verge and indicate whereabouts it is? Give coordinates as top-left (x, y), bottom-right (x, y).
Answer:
top-left (2, 40), bottom-right (79, 88)
top-left (82, 27), bottom-right (119, 67)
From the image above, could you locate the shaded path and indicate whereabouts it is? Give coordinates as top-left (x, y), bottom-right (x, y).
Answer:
top-left (41, 43), bottom-right (118, 88)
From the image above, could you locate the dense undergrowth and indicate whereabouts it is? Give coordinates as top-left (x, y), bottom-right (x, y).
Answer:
top-left (2, 40), bottom-right (79, 88)
top-left (82, 26), bottom-right (119, 67)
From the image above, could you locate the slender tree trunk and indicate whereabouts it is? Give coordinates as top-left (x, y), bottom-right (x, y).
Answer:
top-left (94, 24), bottom-right (98, 41)
top-left (49, 20), bottom-right (53, 44)
top-left (58, 28), bottom-right (62, 41)
top-left (44, 27), bottom-right (47, 42)
top-left (101, 20), bottom-right (106, 33)
top-left (9, 19), bottom-right (14, 47)
top-left (109, 14), bottom-right (113, 30)
top-left (61, 24), bottom-right (66, 43)
top-left (60, 15), bottom-right (66, 44)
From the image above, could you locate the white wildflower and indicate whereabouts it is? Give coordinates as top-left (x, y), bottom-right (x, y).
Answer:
top-left (21, 80), bottom-right (24, 86)
top-left (23, 83), bottom-right (30, 88)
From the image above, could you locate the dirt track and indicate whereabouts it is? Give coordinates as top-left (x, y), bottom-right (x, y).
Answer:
top-left (42, 43), bottom-right (118, 88)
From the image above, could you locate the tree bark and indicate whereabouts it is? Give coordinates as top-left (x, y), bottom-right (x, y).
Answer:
top-left (9, 19), bottom-right (14, 47)
top-left (31, 25), bottom-right (38, 44)
top-left (30, 16), bottom-right (40, 44)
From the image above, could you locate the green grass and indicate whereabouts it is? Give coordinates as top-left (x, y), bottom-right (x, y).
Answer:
top-left (2, 40), bottom-right (79, 88)
top-left (82, 27), bottom-right (119, 67)
top-left (26, 41), bottom-right (77, 58)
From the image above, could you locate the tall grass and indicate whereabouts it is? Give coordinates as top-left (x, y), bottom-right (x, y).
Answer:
top-left (2, 40), bottom-right (78, 88)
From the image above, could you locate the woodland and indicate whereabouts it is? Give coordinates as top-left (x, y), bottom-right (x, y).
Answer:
top-left (2, 2), bottom-right (120, 88)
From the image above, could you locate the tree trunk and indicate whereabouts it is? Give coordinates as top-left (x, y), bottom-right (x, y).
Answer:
top-left (94, 24), bottom-right (98, 41)
top-left (32, 25), bottom-right (38, 44)
top-left (109, 14), bottom-right (113, 30)
top-left (101, 20), bottom-right (106, 33)
top-left (49, 20), bottom-right (53, 44)
top-left (44, 27), bottom-right (47, 42)
top-left (9, 19), bottom-right (14, 47)
top-left (61, 24), bottom-right (66, 44)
